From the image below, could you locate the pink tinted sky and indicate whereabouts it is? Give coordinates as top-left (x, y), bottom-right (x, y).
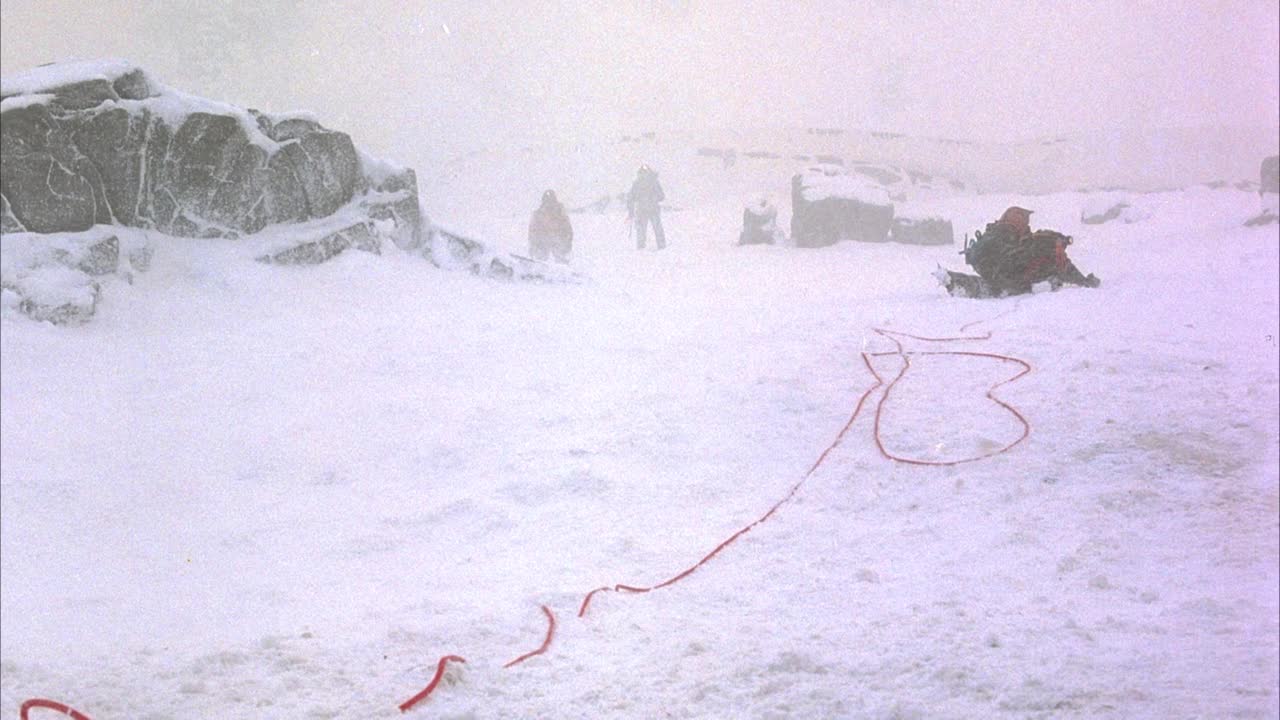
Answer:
top-left (2, 0), bottom-right (1277, 162)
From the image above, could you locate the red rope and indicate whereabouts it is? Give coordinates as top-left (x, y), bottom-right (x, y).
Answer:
top-left (19, 700), bottom-right (91, 720)
top-left (502, 606), bottom-right (556, 668)
top-left (400, 313), bottom-right (1030, 711)
top-left (867, 349), bottom-right (1031, 465)
top-left (862, 326), bottom-right (1032, 465)
top-left (19, 313), bottom-right (1031, 719)
top-left (577, 375), bottom-right (885, 617)
top-left (577, 317), bottom-right (1032, 615)
top-left (398, 655), bottom-right (467, 713)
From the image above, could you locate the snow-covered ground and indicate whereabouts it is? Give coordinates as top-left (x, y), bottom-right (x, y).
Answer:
top-left (2, 186), bottom-right (1277, 719)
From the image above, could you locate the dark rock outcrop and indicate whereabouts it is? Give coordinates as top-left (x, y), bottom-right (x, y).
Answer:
top-left (790, 168), bottom-right (894, 247)
top-left (257, 221), bottom-right (381, 266)
top-left (1, 193), bottom-right (26, 233)
top-left (0, 60), bottom-right (422, 246)
top-left (1244, 208), bottom-right (1278, 227)
top-left (1262, 155), bottom-right (1279, 195)
top-left (2, 60), bottom-right (585, 325)
top-left (890, 216), bottom-right (953, 245)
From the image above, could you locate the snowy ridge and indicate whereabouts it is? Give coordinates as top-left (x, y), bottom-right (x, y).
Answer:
top-left (0, 58), bottom-right (147, 97)
top-left (1, 60), bottom-right (318, 157)
top-left (419, 123), bottom-right (1277, 227)
top-left (0, 93), bottom-right (54, 112)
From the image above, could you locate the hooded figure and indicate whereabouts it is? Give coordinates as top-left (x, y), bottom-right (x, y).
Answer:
top-left (528, 190), bottom-right (573, 263)
top-left (997, 206), bottom-right (1033, 239)
top-left (627, 164), bottom-right (666, 250)
top-left (739, 196), bottom-right (781, 246)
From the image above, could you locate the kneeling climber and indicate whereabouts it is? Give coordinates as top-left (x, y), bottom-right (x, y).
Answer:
top-left (938, 206), bottom-right (1100, 298)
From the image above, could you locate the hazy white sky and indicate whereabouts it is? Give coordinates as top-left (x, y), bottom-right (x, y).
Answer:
top-left (3, 0), bottom-right (1277, 166)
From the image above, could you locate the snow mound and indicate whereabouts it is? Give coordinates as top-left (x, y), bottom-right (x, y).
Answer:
top-left (1, 227), bottom-right (150, 324)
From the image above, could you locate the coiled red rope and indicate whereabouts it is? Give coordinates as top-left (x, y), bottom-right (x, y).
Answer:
top-left (577, 320), bottom-right (1030, 616)
top-left (864, 327), bottom-right (1032, 466)
top-left (19, 700), bottom-right (91, 720)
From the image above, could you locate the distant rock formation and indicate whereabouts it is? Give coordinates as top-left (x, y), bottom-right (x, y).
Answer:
top-left (1080, 193), bottom-right (1150, 224)
top-left (1081, 198), bottom-right (1131, 225)
top-left (696, 146), bottom-right (736, 168)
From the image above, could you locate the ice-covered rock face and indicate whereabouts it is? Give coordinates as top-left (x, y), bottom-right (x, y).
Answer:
top-left (0, 59), bottom-right (422, 245)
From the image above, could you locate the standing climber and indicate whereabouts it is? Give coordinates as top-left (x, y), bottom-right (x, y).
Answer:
top-left (627, 164), bottom-right (666, 250)
top-left (528, 190), bottom-right (573, 263)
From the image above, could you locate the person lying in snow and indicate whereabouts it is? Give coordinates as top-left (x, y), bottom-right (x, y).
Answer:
top-left (528, 190), bottom-right (573, 263)
top-left (936, 206), bottom-right (1100, 298)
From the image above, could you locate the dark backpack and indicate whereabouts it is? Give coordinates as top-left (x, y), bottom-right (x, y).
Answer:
top-left (962, 222), bottom-right (1018, 281)
top-left (964, 225), bottom-right (1078, 292)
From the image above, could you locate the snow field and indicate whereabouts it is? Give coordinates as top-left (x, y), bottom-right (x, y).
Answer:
top-left (2, 188), bottom-right (1277, 719)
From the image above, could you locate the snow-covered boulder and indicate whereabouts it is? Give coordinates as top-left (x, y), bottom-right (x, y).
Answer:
top-left (256, 221), bottom-right (383, 266)
top-left (1, 226), bottom-right (150, 324)
top-left (0, 59), bottom-right (423, 246)
top-left (570, 194), bottom-right (615, 214)
top-left (890, 207), bottom-right (953, 245)
top-left (430, 225), bottom-right (582, 283)
top-left (790, 167), bottom-right (894, 247)
top-left (1261, 155), bottom-right (1279, 195)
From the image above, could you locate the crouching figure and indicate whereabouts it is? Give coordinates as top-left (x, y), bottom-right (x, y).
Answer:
top-left (738, 196), bottom-right (783, 246)
top-left (937, 206), bottom-right (1099, 298)
top-left (529, 190), bottom-right (573, 263)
